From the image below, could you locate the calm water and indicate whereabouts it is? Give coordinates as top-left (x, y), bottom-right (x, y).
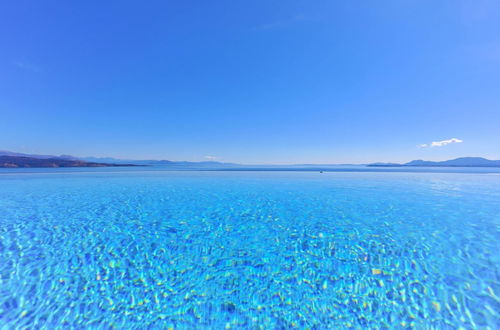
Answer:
top-left (0, 169), bottom-right (499, 328)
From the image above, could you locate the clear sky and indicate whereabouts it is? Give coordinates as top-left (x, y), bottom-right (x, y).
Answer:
top-left (1, 1), bottom-right (499, 164)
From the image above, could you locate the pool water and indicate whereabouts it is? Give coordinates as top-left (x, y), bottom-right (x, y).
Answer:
top-left (0, 169), bottom-right (499, 328)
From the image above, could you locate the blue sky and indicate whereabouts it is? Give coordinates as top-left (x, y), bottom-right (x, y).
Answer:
top-left (1, 1), bottom-right (499, 164)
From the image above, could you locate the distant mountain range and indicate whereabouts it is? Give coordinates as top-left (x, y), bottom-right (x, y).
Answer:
top-left (0, 150), bottom-right (80, 160)
top-left (0, 156), bottom-right (137, 168)
top-left (369, 157), bottom-right (500, 167)
top-left (81, 156), bottom-right (240, 168)
top-left (1, 150), bottom-right (500, 168)
top-left (0, 150), bottom-right (238, 169)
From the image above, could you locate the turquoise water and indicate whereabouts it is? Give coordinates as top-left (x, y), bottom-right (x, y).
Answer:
top-left (0, 169), bottom-right (499, 328)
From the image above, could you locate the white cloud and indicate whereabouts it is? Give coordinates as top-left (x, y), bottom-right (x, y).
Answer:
top-left (418, 138), bottom-right (463, 148)
top-left (204, 155), bottom-right (217, 160)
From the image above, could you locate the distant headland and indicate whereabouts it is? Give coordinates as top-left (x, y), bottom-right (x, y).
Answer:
top-left (368, 157), bottom-right (500, 167)
top-left (0, 156), bottom-right (139, 168)
top-left (0, 152), bottom-right (138, 168)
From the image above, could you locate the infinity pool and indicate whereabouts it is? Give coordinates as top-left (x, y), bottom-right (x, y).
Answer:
top-left (0, 169), bottom-right (499, 328)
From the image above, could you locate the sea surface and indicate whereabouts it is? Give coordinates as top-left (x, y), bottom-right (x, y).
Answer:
top-left (0, 168), bottom-right (499, 328)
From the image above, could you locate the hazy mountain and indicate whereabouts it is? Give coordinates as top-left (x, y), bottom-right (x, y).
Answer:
top-left (4, 150), bottom-right (499, 169)
top-left (0, 156), bottom-right (137, 168)
top-left (369, 157), bottom-right (500, 167)
top-left (0, 151), bottom-right (237, 167)
top-left (81, 157), bottom-right (157, 165)
top-left (0, 150), bottom-right (79, 160)
top-left (368, 162), bottom-right (401, 166)
top-left (81, 157), bottom-right (241, 168)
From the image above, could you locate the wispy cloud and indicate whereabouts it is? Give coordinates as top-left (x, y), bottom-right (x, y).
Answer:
top-left (418, 138), bottom-right (463, 148)
top-left (13, 60), bottom-right (42, 73)
top-left (469, 40), bottom-right (500, 62)
top-left (204, 155), bottom-right (217, 160)
top-left (251, 14), bottom-right (306, 31)
top-left (458, 0), bottom-right (500, 24)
